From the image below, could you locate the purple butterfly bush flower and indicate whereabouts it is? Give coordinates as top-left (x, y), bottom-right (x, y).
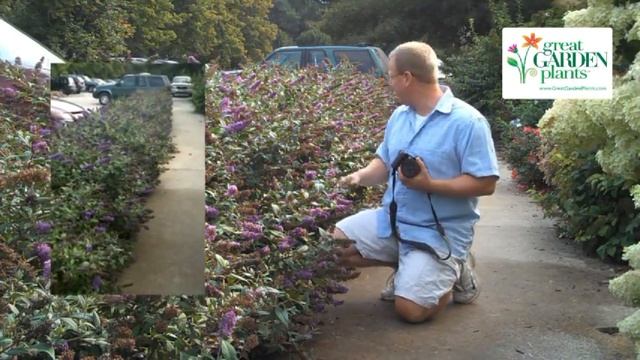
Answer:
top-left (313, 302), bottom-right (326, 312)
top-left (34, 242), bottom-right (51, 261)
top-left (31, 140), bottom-right (48, 153)
top-left (217, 84), bottom-right (232, 95)
top-left (1, 86), bottom-right (18, 98)
top-left (48, 152), bottom-right (65, 161)
top-left (259, 245), bottom-right (270, 256)
top-left (241, 231), bottom-right (262, 242)
top-left (282, 276), bottom-right (295, 288)
top-left (278, 236), bottom-right (296, 251)
top-left (205, 205), bottom-right (219, 220)
top-left (80, 162), bottom-right (94, 171)
top-left (97, 141), bottom-right (112, 152)
top-left (219, 310), bottom-right (237, 338)
top-left (97, 156), bottom-right (111, 165)
top-left (35, 220), bottom-right (52, 234)
top-left (248, 80), bottom-right (262, 93)
top-left (224, 120), bottom-right (250, 134)
top-left (309, 208), bottom-right (330, 220)
top-left (273, 224), bottom-right (284, 232)
top-left (101, 215), bottom-right (115, 223)
top-left (220, 97), bottom-right (231, 114)
top-left (55, 340), bottom-right (69, 353)
top-left (95, 225), bottom-right (107, 233)
top-left (305, 170), bottom-right (317, 180)
top-left (205, 223), bottom-right (217, 242)
top-left (332, 299), bottom-right (345, 306)
top-left (92, 275), bottom-right (103, 291)
top-left (295, 269), bottom-right (314, 280)
top-left (325, 167), bottom-right (338, 178)
top-left (225, 164), bottom-right (236, 173)
top-left (327, 281), bottom-right (349, 294)
top-left (43, 259), bottom-right (51, 280)
top-left (83, 210), bottom-right (96, 219)
top-left (301, 215), bottom-right (315, 227)
top-left (225, 184), bottom-right (238, 197)
top-left (39, 128), bottom-right (52, 137)
top-left (336, 197), bottom-right (353, 206)
top-left (291, 227), bottom-right (307, 238)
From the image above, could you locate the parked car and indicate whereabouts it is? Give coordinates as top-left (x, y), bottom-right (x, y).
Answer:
top-left (264, 45), bottom-right (389, 78)
top-left (92, 73), bottom-right (171, 105)
top-left (171, 75), bottom-right (193, 97)
top-left (50, 75), bottom-right (78, 95)
top-left (50, 97), bottom-right (88, 123)
top-left (68, 74), bottom-right (85, 93)
top-left (130, 57), bottom-right (148, 64)
top-left (83, 76), bottom-right (105, 92)
top-left (152, 59), bottom-right (179, 65)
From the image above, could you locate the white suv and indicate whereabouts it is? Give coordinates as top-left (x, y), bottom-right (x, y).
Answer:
top-left (171, 75), bottom-right (193, 97)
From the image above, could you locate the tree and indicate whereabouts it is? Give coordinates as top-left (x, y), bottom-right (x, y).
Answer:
top-left (124, 0), bottom-right (183, 57)
top-left (1, 0), bottom-right (134, 60)
top-left (319, 0), bottom-right (555, 53)
top-left (269, 0), bottom-right (329, 46)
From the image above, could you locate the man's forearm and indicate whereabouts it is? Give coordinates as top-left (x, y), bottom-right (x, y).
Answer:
top-left (426, 175), bottom-right (497, 197)
top-left (355, 157), bottom-right (388, 186)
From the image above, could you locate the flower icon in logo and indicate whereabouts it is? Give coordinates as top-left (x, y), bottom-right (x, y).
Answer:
top-left (507, 32), bottom-right (542, 84)
top-left (522, 32), bottom-right (543, 49)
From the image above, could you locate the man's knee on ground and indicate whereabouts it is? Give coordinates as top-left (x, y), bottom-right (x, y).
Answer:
top-left (332, 227), bottom-right (348, 240)
top-left (394, 297), bottom-right (437, 323)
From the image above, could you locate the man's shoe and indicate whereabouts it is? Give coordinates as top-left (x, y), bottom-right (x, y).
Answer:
top-left (453, 252), bottom-right (480, 304)
top-left (380, 270), bottom-right (396, 301)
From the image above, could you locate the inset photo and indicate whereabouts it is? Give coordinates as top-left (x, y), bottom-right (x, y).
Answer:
top-left (48, 62), bottom-right (206, 295)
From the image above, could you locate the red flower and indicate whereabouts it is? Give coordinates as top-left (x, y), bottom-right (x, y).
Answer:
top-left (522, 33), bottom-right (543, 49)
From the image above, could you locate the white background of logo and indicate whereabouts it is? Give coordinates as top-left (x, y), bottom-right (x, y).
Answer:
top-left (502, 27), bottom-right (612, 99)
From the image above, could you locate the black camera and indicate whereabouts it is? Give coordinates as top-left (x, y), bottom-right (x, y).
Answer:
top-left (390, 150), bottom-right (420, 178)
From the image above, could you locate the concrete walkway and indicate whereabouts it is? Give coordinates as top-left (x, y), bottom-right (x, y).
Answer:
top-left (295, 159), bottom-right (636, 359)
top-left (116, 97), bottom-right (205, 295)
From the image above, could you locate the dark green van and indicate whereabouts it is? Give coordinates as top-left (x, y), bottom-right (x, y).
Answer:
top-left (92, 73), bottom-right (170, 105)
top-left (264, 45), bottom-right (390, 78)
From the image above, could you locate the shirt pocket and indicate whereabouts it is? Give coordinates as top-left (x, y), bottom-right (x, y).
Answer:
top-left (411, 147), bottom-right (460, 179)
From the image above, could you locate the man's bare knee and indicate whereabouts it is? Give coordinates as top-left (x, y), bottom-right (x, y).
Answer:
top-left (333, 227), bottom-right (348, 240)
top-left (394, 297), bottom-right (437, 323)
top-left (394, 292), bottom-right (451, 323)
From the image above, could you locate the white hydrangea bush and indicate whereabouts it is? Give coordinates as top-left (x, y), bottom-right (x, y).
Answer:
top-left (538, 0), bottom-right (640, 356)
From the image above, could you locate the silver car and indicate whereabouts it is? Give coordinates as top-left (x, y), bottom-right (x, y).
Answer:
top-left (50, 97), bottom-right (89, 123)
top-left (171, 75), bottom-right (193, 97)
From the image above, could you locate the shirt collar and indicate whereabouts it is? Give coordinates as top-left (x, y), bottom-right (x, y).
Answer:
top-left (405, 84), bottom-right (454, 115)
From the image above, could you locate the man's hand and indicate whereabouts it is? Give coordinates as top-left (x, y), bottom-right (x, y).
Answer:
top-left (398, 157), bottom-right (433, 192)
top-left (338, 172), bottom-right (362, 188)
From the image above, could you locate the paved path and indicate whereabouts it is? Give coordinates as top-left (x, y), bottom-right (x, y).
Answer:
top-left (291, 159), bottom-right (636, 360)
top-left (116, 97), bottom-right (205, 295)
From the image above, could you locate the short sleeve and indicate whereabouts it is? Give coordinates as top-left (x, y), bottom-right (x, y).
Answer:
top-left (375, 109), bottom-right (398, 169)
top-left (458, 116), bottom-right (500, 178)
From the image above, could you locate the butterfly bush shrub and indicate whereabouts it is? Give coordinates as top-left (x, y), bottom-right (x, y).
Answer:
top-left (1, 58), bottom-right (176, 295)
top-left (47, 91), bottom-right (176, 294)
top-left (2, 60), bottom-right (399, 359)
top-left (203, 62), bottom-right (396, 356)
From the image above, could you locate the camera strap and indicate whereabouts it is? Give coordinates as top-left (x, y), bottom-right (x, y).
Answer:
top-left (389, 169), bottom-right (452, 261)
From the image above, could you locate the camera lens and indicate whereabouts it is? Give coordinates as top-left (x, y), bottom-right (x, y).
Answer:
top-left (401, 157), bottom-right (420, 178)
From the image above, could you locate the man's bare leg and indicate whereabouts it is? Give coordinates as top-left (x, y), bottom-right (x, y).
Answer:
top-left (394, 290), bottom-right (452, 323)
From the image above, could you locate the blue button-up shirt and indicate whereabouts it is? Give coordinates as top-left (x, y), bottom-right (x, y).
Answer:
top-left (375, 85), bottom-right (500, 260)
